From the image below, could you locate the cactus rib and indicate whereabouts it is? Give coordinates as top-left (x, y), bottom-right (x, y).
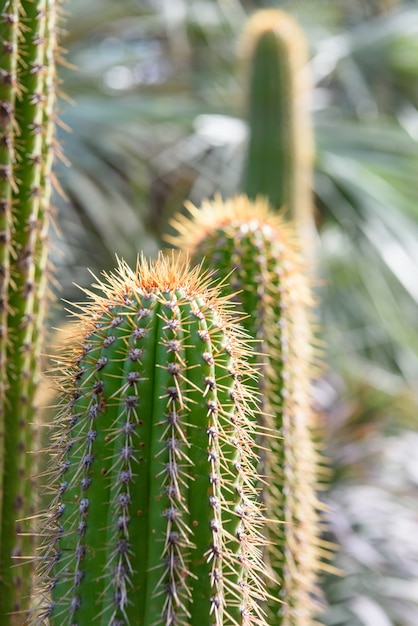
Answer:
top-left (0, 0), bottom-right (61, 620)
top-left (0, 0), bottom-right (19, 570)
top-left (32, 253), bottom-right (269, 626)
top-left (170, 195), bottom-right (325, 626)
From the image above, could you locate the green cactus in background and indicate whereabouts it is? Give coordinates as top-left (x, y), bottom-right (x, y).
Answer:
top-left (31, 253), bottom-right (270, 626)
top-left (240, 9), bottom-right (314, 243)
top-left (0, 0), bottom-right (61, 621)
top-left (170, 195), bottom-right (326, 625)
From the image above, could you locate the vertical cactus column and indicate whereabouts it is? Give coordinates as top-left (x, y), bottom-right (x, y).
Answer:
top-left (0, 1), bottom-right (61, 621)
top-left (0, 2), bottom-right (19, 564)
top-left (170, 196), bottom-right (325, 625)
top-left (240, 10), bottom-right (314, 244)
top-left (32, 253), bottom-right (268, 626)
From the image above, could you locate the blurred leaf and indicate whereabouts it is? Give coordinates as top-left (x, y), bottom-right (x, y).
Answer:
top-left (319, 376), bottom-right (418, 626)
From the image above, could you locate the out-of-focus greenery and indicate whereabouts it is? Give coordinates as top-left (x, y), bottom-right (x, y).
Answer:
top-left (48, 1), bottom-right (418, 624)
top-left (55, 0), bottom-right (418, 385)
top-left (318, 375), bottom-right (418, 626)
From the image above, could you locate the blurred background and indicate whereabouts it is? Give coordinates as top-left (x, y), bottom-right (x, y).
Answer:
top-left (49, 1), bottom-right (418, 624)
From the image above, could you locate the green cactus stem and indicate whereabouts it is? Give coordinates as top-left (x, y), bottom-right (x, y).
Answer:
top-left (0, 0), bottom-right (61, 621)
top-left (0, 0), bottom-right (19, 570)
top-left (31, 0), bottom-right (59, 396)
top-left (240, 10), bottom-right (314, 242)
top-left (32, 253), bottom-right (269, 626)
top-left (170, 196), bottom-right (326, 626)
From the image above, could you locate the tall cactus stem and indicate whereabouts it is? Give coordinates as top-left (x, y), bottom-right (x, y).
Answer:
top-left (240, 10), bottom-right (314, 246)
top-left (31, 253), bottom-right (269, 626)
top-left (170, 195), bottom-right (326, 626)
top-left (31, 0), bottom-right (59, 385)
top-left (28, 0), bottom-right (59, 468)
top-left (0, 0), bottom-right (19, 561)
top-left (0, 0), bottom-right (61, 621)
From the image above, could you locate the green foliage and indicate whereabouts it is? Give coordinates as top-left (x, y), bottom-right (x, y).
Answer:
top-left (319, 377), bottom-right (418, 626)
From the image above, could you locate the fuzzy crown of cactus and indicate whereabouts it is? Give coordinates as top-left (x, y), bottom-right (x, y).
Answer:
top-left (32, 253), bottom-right (270, 626)
top-left (169, 195), bottom-right (325, 625)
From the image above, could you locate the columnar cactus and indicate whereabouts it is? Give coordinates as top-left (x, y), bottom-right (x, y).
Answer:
top-left (0, 6), bottom-right (19, 588)
top-left (0, 0), bottom-right (60, 621)
top-left (170, 196), bottom-right (324, 625)
top-left (240, 10), bottom-right (314, 243)
top-left (32, 253), bottom-right (269, 626)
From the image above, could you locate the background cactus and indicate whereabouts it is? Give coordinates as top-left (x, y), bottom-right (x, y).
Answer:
top-left (0, 0), bottom-right (60, 621)
top-left (170, 195), bottom-right (326, 625)
top-left (240, 9), bottom-right (314, 245)
top-left (32, 253), bottom-right (269, 626)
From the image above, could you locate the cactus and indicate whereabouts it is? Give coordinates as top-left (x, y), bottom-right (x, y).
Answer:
top-left (240, 9), bottom-right (314, 244)
top-left (0, 7), bottom-right (19, 594)
top-left (170, 195), bottom-right (325, 625)
top-left (32, 253), bottom-right (269, 626)
top-left (0, 0), bottom-right (61, 621)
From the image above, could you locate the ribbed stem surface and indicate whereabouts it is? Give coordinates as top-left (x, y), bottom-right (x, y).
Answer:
top-left (32, 254), bottom-right (267, 626)
top-left (244, 30), bottom-right (291, 212)
top-left (240, 9), bottom-right (314, 239)
top-left (170, 196), bottom-right (323, 626)
top-left (0, 2), bottom-right (19, 588)
top-left (0, 0), bottom-right (60, 620)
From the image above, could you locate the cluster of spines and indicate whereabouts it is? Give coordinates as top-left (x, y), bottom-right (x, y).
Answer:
top-left (32, 254), bottom-right (268, 626)
top-left (170, 196), bottom-right (326, 625)
top-left (0, 1), bottom-right (62, 620)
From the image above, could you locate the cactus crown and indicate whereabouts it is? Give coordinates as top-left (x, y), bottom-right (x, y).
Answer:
top-left (239, 9), bottom-right (310, 73)
top-left (32, 253), bottom-right (269, 626)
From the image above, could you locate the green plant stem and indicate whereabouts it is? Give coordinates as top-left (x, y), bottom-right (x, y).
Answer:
top-left (32, 254), bottom-right (268, 626)
top-left (0, 0), bottom-right (59, 620)
top-left (170, 195), bottom-right (323, 626)
top-left (0, 1), bottom-right (19, 589)
top-left (244, 29), bottom-right (291, 212)
top-left (240, 10), bottom-right (314, 244)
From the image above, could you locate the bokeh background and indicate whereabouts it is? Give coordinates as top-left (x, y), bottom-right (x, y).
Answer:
top-left (48, 1), bottom-right (418, 624)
